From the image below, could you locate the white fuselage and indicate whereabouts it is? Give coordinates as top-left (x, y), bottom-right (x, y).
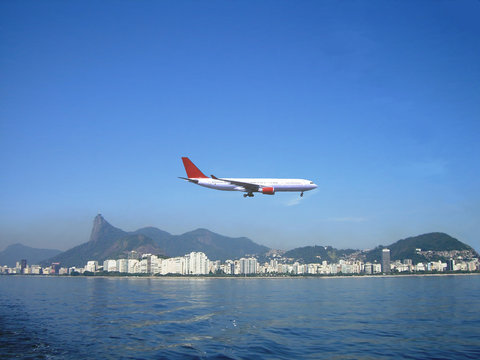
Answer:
top-left (196, 178), bottom-right (317, 192)
top-left (180, 157), bottom-right (317, 196)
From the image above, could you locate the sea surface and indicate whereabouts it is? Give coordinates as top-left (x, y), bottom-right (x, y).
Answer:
top-left (1, 275), bottom-right (479, 359)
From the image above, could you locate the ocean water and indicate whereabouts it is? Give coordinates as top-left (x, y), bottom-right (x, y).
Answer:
top-left (1, 275), bottom-right (479, 359)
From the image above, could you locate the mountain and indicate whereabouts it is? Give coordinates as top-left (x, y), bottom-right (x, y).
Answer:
top-left (39, 217), bottom-right (477, 268)
top-left (283, 246), bottom-right (357, 264)
top-left (131, 227), bottom-right (171, 243)
top-left (0, 243), bottom-right (61, 267)
top-left (284, 232), bottom-right (478, 265)
top-left (43, 215), bottom-right (270, 267)
top-left (43, 215), bottom-right (164, 267)
top-left (364, 232), bottom-right (479, 264)
top-left (163, 228), bottom-right (268, 261)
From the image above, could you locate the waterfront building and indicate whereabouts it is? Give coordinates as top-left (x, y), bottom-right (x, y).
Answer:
top-left (239, 257), bottom-right (258, 275)
top-left (382, 249), bottom-right (391, 274)
top-left (139, 258), bottom-right (150, 274)
top-left (270, 259), bottom-right (278, 270)
top-left (117, 259), bottom-right (128, 273)
top-left (222, 260), bottom-right (235, 275)
top-left (234, 260), bottom-right (241, 275)
top-left (128, 259), bottom-right (139, 273)
top-left (415, 263), bottom-right (426, 272)
top-left (159, 256), bottom-right (185, 275)
top-left (20, 259), bottom-right (27, 274)
top-left (307, 264), bottom-right (319, 274)
top-left (467, 261), bottom-right (478, 271)
top-left (446, 259), bottom-right (455, 271)
top-left (364, 263), bottom-right (374, 275)
top-left (150, 256), bottom-right (162, 274)
top-left (68, 267), bottom-right (83, 274)
top-left (31, 265), bottom-right (42, 274)
top-left (103, 259), bottom-right (117, 272)
top-left (185, 252), bottom-right (209, 275)
top-left (51, 263), bottom-right (61, 275)
top-left (210, 260), bottom-right (221, 274)
top-left (429, 261), bottom-right (445, 272)
top-left (85, 261), bottom-right (98, 273)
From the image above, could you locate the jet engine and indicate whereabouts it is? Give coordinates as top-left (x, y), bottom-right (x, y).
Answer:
top-left (261, 187), bottom-right (275, 195)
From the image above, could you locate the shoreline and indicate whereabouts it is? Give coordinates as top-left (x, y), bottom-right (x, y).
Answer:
top-left (3, 272), bottom-right (480, 280)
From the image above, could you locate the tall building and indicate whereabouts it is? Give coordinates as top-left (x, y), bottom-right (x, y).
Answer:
top-left (117, 259), bottom-right (128, 273)
top-left (20, 259), bottom-right (27, 274)
top-left (382, 249), bottom-right (391, 274)
top-left (50, 263), bottom-right (61, 275)
top-left (364, 263), bottom-right (374, 275)
top-left (185, 252), bottom-right (209, 275)
top-left (85, 261), bottom-right (98, 272)
top-left (103, 259), bottom-right (117, 272)
top-left (128, 259), bottom-right (139, 273)
top-left (446, 259), bottom-right (455, 271)
top-left (240, 257), bottom-right (258, 275)
top-left (139, 255), bottom-right (152, 274)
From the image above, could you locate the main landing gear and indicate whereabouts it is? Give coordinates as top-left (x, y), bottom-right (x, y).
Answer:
top-left (243, 192), bottom-right (254, 198)
top-left (300, 192), bottom-right (304, 197)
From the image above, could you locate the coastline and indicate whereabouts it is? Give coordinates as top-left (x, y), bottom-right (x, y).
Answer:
top-left (3, 272), bottom-right (480, 280)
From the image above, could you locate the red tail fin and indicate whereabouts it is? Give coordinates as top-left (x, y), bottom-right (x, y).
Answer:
top-left (182, 157), bottom-right (208, 178)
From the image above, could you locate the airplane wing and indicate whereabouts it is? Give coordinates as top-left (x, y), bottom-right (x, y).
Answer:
top-left (210, 175), bottom-right (260, 192)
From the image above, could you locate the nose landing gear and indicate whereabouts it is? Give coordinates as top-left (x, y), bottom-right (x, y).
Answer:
top-left (300, 192), bottom-right (304, 197)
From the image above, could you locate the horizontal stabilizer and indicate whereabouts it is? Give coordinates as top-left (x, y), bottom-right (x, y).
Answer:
top-left (178, 176), bottom-right (199, 184)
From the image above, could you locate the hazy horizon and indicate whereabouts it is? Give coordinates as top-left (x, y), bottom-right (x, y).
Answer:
top-left (1, 214), bottom-right (478, 254)
top-left (1, 1), bottom-right (479, 253)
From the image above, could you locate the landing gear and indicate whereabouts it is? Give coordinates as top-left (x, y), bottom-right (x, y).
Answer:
top-left (300, 192), bottom-right (304, 197)
top-left (243, 192), bottom-right (254, 198)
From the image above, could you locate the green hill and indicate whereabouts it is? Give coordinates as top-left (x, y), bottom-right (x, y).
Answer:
top-left (284, 233), bottom-right (478, 265)
top-left (283, 245), bottom-right (357, 264)
top-left (365, 232), bottom-right (478, 264)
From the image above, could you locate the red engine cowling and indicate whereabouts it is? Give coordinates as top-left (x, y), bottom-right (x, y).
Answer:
top-left (262, 187), bottom-right (275, 195)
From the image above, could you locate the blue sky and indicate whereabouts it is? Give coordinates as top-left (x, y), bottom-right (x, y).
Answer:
top-left (1, 0), bottom-right (479, 253)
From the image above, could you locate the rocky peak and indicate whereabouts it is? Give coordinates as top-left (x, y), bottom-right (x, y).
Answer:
top-left (89, 214), bottom-right (125, 243)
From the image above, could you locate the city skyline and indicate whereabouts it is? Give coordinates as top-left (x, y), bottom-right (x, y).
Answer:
top-left (3, 247), bottom-right (478, 277)
top-left (1, 1), bottom-right (479, 253)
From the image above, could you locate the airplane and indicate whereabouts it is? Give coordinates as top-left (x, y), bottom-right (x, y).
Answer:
top-left (179, 157), bottom-right (317, 198)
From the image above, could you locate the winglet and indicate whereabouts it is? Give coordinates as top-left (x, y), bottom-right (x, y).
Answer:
top-left (181, 157), bottom-right (208, 178)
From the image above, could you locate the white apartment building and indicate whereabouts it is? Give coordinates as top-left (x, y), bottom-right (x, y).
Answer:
top-left (161, 256), bottom-right (185, 275)
top-left (117, 259), bottom-right (128, 273)
top-left (85, 261), bottom-right (98, 273)
top-left (222, 260), bottom-right (235, 275)
top-left (103, 259), bottom-right (117, 272)
top-left (128, 259), bottom-right (139, 273)
top-left (185, 252), bottom-right (210, 275)
top-left (239, 257), bottom-right (258, 275)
